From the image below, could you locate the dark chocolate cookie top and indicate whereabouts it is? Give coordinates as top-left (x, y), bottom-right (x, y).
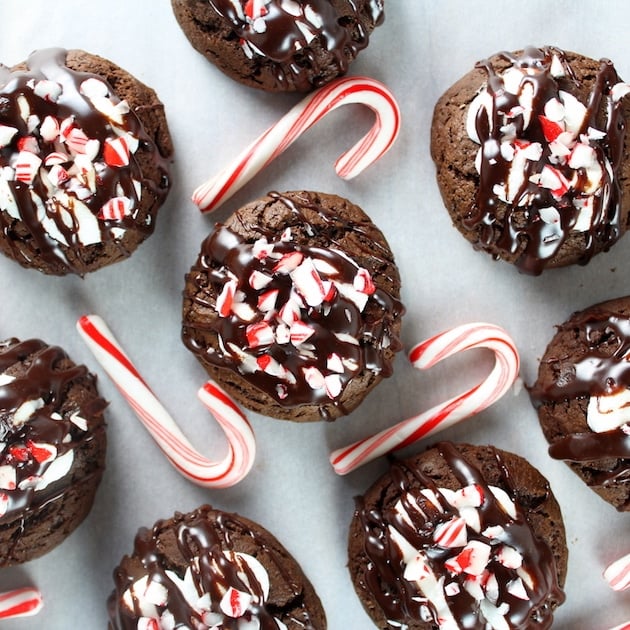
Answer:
top-left (172, 0), bottom-right (384, 92)
top-left (182, 190), bottom-right (403, 421)
top-left (349, 442), bottom-right (567, 630)
top-left (108, 504), bottom-right (326, 629)
top-left (0, 337), bottom-right (106, 523)
top-left (432, 46), bottom-right (630, 274)
top-left (530, 296), bottom-right (630, 511)
top-left (0, 48), bottom-right (172, 275)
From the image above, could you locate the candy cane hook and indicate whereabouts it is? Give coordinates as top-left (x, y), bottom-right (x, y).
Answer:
top-left (77, 315), bottom-right (255, 488)
top-left (192, 75), bottom-right (400, 213)
top-left (330, 323), bottom-right (520, 475)
top-left (0, 587), bottom-right (43, 620)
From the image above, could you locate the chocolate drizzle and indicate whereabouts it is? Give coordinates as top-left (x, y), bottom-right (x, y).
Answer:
top-left (530, 310), bottom-right (630, 493)
top-left (183, 192), bottom-right (403, 419)
top-left (356, 443), bottom-right (565, 629)
top-left (0, 338), bottom-right (106, 522)
top-left (0, 48), bottom-right (171, 275)
top-left (208, 0), bottom-right (383, 89)
top-left (467, 46), bottom-right (626, 275)
top-left (108, 505), bottom-right (321, 629)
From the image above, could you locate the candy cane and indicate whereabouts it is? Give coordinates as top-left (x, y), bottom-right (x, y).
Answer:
top-left (605, 552), bottom-right (630, 591)
top-left (330, 323), bottom-right (520, 475)
top-left (0, 587), bottom-right (42, 619)
top-left (607, 624), bottom-right (630, 630)
top-left (192, 75), bottom-right (400, 213)
top-left (76, 315), bottom-right (255, 488)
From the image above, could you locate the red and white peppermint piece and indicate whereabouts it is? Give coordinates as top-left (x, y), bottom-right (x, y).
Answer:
top-left (137, 619), bottom-right (159, 630)
top-left (536, 164), bottom-right (571, 197)
top-left (252, 238), bottom-right (273, 260)
top-left (257, 289), bottom-right (278, 313)
top-left (17, 136), bottom-right (39, 154)
top-left (291, 257), bottom-right (327, 306)
top-left (33, 79), bottom-right (61, 102)
top-left (538, 115), bottom-right (564, 142)
top-left (303, 366), bottom-right (325, 390)
top-left (192, 76), bottom-right (400, 213)
top-left (353, 268), bottom-right (376, 295)
top-left (604, 552), bottom-right (630, 591)
top-left (433, 517), bottom-right (468, 549)
top-left (507, 577), bottom-right (529, 600)
top-left (216, 279), bottom-right (237, 317)
top-left (103, 136), bottom-right (131, 167)
top-left (246, 321), bottom-right (274, 348)
top-left (289, 320), bottom-right (315, 346)
top-left (249, 269), bottom-right (273, 290)
top-left (99, 196), bottom-right (132, 221)
top-left (0, 587), bottom-right (43, 620)
top-left (497, 544), bottom-right (523, 570)
top-left (26, 440), bottom-right (56, 464)
top-left (63, 125), bottom-right (90, 154)
top-left (273, 251), bottom-right (303, 274)
top-left (445, 541), bottom-right (491, 577)
top-left (47, 164), bottom-right (70, 187)
top-left (278, 299), bottom-right (301, 326)
top-left (220, 587), bottom-right (252, 618)
top-left (451, 484), bottom-right (484, 509)
top-left (330, 323), bottom-right (519, 475)
top-left (327, 353), bottom-right (345, 374)
top-left (14, 150), bottom-right (42, 184)
top-left (44, 151), bottom-right (69, 166)
top-left (40, 115), bottom-right (60, 142)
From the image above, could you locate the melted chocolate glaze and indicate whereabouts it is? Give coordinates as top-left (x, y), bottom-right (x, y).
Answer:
top-left (356, 443), bottom-right (565, 629)
top-left (108, 505), bottom-right (320, 629)
top-left (467, 46), bottom-right (626, 275)
top-left (183, 192), bottom-right (403, 418)
top-left (0, 338), bottom-right (106, 522)
top-left (530, 310), bottom-right (630, 492)
top-left (208, 0), bottom-right (383, 88)
top-left (0, 48), bottom-right (171, 274)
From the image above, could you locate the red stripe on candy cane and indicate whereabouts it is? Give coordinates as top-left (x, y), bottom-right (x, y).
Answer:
top-left (0, 587), bottom-right (43, 620)
top-left (329, 323), bottom-right (520, 475)
top-left (76, 315), bottom-right (255, 488)
top-left (192, 76), bottom-right (400, 213)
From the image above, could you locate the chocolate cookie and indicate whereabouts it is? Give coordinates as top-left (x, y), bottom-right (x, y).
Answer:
top-left (530, 296), bottom-right (630, 511)
top-left (171, 0), bottom-right (385, 92)
top-left (108, 504), bottom-right (327, 629)
top-left (348, 442), bottom-right (567, 630)
top-left (182, 190), bottom-right (404, 422)
top-left (0, 48), bottom-right (172, 275)
top-left (431, 46), bottom-right (630, 275)
top-left (0, 337), bottom-right (107, 565)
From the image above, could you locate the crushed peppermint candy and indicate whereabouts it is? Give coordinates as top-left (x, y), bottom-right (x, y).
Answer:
top-left (0, 47), bottom-right (170, 275)
top-left (185, 220), bottom-right (401, 412)
top-left (465, 46), bottom-right (629, 274)
top-left (358, 444), bottom-right (564, 629)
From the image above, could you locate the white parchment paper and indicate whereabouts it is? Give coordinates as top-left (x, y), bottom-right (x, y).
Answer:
top-left (0, 1), bottom-right (628, 628)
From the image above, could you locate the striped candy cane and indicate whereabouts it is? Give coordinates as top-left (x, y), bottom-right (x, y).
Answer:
top-left (330, 323), bottom-right (520, 475)
top-left (192, 75), bottom-right (400, 212)
top-left (605, 552), bottom-right (630, 591)
top-left (77, 315), bottom-right (255, 488)
top-left (0, 588), bottom-right (42, 620)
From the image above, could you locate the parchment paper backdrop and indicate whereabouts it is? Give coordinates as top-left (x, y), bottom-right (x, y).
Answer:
top-left (0, 2), bottom-right (628, 628)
